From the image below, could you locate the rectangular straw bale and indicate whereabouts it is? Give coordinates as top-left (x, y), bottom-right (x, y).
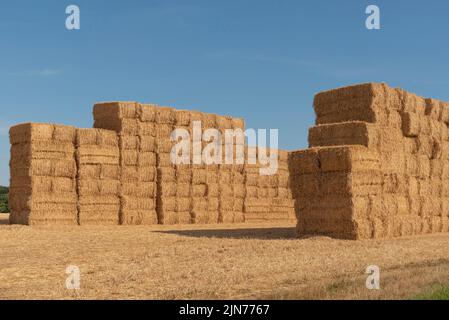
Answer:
top-left (140, 135), bottom-right (156, 152)
top-left (155, 107), bottom-right (175, 124)
top-left (313, 83), bottom-right (388, 125)
top-left (192, 169), bottom-right (207, 184)
top-left (157, 167), bottom-right (176, 182)
top-left (10, 123), bottom-right (54, 145)
top-left (192, 184), bottom-right (207, 196)
top-left (174, 110), bottom-right (191, 126)
top-left (191, 198), bottom-right (207, 211)
top-left (176, 198), bottom-right (191, 212)
top-left (138, 103), bottom-right (157, 122)
top-left (159, 182), bottom-right (177, 196)
top-left (12, 159), bottom-right (77, 178)
top-left (122, 182), bottom-right (155, 197)
top-left (176, 168), bottom-right (192, 183)
top-left (308, 122), bottom-right (378, 148)
top-left (176, 183), bottom-right (190, 197)
top-left (93, 101), bottom-right (138, 120)
top-left (157, 198), bottom-right (177, 211)
top-left (121, 209), bottom-right (158, 225)
top-left (155, 138), bottom-right (173, 153)
top-left (425, 98), bottom-right (443, 120)
top-left (138, 122), bottom-right (156, 136)
top-left (207, 183), bottom-right (219, 197)
top-left (139, 151), bottom-right (157, 166)
top-left (288, 148), bottom-right (320, 175)
top-left (231, 118), bottom-right (245, 130)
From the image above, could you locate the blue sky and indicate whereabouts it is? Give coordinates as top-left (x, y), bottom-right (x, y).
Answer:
top-left (1, 0), bottom-right (449, 185)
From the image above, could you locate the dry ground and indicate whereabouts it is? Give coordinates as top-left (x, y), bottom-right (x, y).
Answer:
top-left (0, 214), bottom-right (448, 300)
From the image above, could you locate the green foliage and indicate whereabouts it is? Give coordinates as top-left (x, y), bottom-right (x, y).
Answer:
top-left (414, 285), bottom-right (449, 300)
top-left (0, 186), bottom-right (8, 213)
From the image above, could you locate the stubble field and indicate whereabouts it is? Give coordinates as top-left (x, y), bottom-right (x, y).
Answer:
top-left (0, 214), bottom-right (448, 300)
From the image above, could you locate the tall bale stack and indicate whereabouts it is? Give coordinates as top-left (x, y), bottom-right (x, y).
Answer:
top-left (292, 82), bottom-right (449, 239)
top-left (289, 146), bottom-right (382, 239)
top-left (76, 128), bottom-right (120, 225)
top-left (190, 111), bottom-right (217, 224)
top-left (217, 115), bottom-right (246, 223)
top-left (93, 102), bottom-right (158, 225)
top-left (9, 123), bottom-right (78, 225)
top-left (155, 106), bottom-right (186, 224)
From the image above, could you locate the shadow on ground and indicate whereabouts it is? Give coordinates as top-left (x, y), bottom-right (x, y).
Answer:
top-left (154, 227), bottom-right (297, 240)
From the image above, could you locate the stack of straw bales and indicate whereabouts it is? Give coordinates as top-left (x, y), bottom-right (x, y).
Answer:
top-left (76, 128), bottom-right (120, 225)
top-left (189, 111), bottom-right (217, 224)
top-left (292, 82), bottom-right (449, 239)
top-left (216, 115), bottom-right (246, 223)
top-left (244, 147), bottom-right (295, 222)
top-left (93, 102), bottom-right (158, 225)
top-left (154, 106), bottom-right (190, 224)
top-left (9, 123), bottom-right (78, 225)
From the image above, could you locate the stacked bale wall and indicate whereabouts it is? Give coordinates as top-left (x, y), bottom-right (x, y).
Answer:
top-left (291, 83), bottom-right (449, 239)
top-left (244, 147), bottom-right (295, 222)
top-left (93, 102), bottom-right (158, 225)
top-left (76, 128), bottom-right (120, 225)
top-left (9, 123), bottom-right (78, 225)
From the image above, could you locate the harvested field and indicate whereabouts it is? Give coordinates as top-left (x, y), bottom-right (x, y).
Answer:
top-left (0, 214), bottom-right (448, 300)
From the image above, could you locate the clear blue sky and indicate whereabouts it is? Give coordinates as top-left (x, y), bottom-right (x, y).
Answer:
top-left (1, 0), bottom-right (449, 186)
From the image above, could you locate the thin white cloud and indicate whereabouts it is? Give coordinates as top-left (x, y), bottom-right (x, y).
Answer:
top-left (204, 51), bottom-right (383, 78)
top-left (7, 69), bottom-right (62, 77)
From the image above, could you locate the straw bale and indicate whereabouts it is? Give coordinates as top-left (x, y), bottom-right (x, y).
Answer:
top-left (401, 112), bottom-right (420, 137)
top-left (288, 148), bottom-right (320, 175)
top-left (120, 135), bottom-right (139, 150)
top-left (191, 198), bottom-right (207, 211)
top-left (157, 198), bottom-right (177, 211)
top-left (157, 167), bottom-right (176, 182)
top-left (203, 113), bottom-right (217, 128)
top-left (121, 209), bottom-right (158, 225)
top-left (122, 196), bottom-right (155, 210)
top-left (10, 123), bottom-right (54, 144)
top-left (122, 182), bottom-right (155, 197)
top-left (96, 118), bottom-right (140, 136)
top-left (139, 151), bottom-right (157, 166)
top-left (233, 184), bottom-right (245, 198)
top-left (308, 122), bottom-right (378, 148)
top-left (155, 107), bottom-right (175, 124)
top-left (220, 211), bottom-right (235, 223)
top-left (219, 171), bottom-right (233, 184)
top-left (208, 198), bottom-right (219, 211)
top-left (221, 185), bottom-right (233, 197)
top-left (192, 170), bottom-right (207, 184)
top-left (177, 198), bottom-right (191, 212)
top-left (191, 210), bottom-right (211, 224)
top-left (138, 122), bottom-right (155, 136)
top-left (425, 98), bottom-right (443, 120)
top-left (138, 103), bottom-right (157, 122)
top-left (215, 115), bottom-right (232, 130)
top-left (159, 182), bottom-right (177, 196)
top-left (231, 118), bottom-right (245, 130)
top-left (176, 168), bottom-right (192, 183)
top-left (140, 135), bottom-right (156, 152)
top-left (207, 183), bottom-right (219, 197)
top-left (206, 170), bottom-right (219, 183)
top-left (12, 159), bottom-right (77, 178)
top-left (233, 171), bottom-right (245, 184)
top-left (192, 184), bottom-right (207, 196)
top-left (78, 206), bottom-right (120, 225)
top-left (155, 138), bottom-right (173, 153)
top-left (93, 102), bottom-right (138, 120)
top-left (174, 110), bottom-right (191, 126)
